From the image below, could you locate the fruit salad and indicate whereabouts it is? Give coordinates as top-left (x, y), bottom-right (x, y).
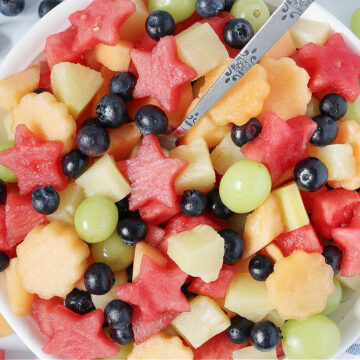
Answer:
top-left (0, 0), bottom-right (359, 359)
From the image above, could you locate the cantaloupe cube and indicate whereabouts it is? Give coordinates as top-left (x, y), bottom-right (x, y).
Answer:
top-left (192, 76), bottom-right (205, 98)
top-left (172, 296), bottom-right (230, 348)
top-left (51, 62), bottom-right (104, 119)
top-left (11, 92), bottom-right (76, 153)
top-left (133, 242), bottom-right (167, 280)
top-left (243, 194), bottom-right (284, 259)
top-left (224, 273), bottom-right (273, 322)
top-left (263, 31), bottom-right (296, 60)
top-left (4, 258), bottom-right (35, 316)
top-left (273, 182), bottom-right (309, 232)
top-left (47, 183), bottom-right (85, 225)
top-left (76, 154), bottom-right (131, 202)
top-left (1, 112), bottom-right (14, 141)
top-left (0, 314), bottom-right (13, 337)
top-left (169, 138), bottom-right (215, 194)
top-left (16, 222), bottom-right (90, 299)
top-left (167, 225), bottom-right (224, 283)
top-left (233, 346), bottom-right (277, 359)
top-left (0, 64), bottom-right (40, 112)
top-left (83, 48), bottom-right (101, 71)
top-left (261, 242), bottom-right (284, 263)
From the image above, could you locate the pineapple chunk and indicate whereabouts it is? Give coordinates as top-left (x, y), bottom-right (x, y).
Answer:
top-left (309, 144), bottom-right (357, 181)
top-left (243, 194), bottom-right (284, 259)
top-left (0, 64), bottom-right (40, 112)
top-left (51, 62), bottom-right (104, 119)
top-left (128, 333), bottom-right (193, 360)
top-left (94, 40), bottom-right (133, 72)
top-left (167, 225), bottom-right (224, 283)
top-left (176, 22), bottom-right (228, 79)
top-left (2, 112), bottom-right (14, 141)
top-left (273, 182), bottom-right (309, 232)
top-left (11, 92), bottom-right (76, 153)
top-left (47, 183), bottom-right (85, 225)
top-left (211, 132), bottom-right (245, 175)
top-left (169, 138), bottom-right (215, 194)
top-left (261, 242), bottom-right (284, 263)
top-left (76, 154), bottom-right (131, 202)
top-left (4, 258), bottom-right (35, 316)
top-left (264, 310), bottom-right (285, 328)
top-left (133, 242), bottom-right (167, 280)
top-left (225, 273), bottom-right (273, 322)
top-left (172, 296), bottom-right (230, 348)
top-left (233, 346), bottom-right (277, 359)
top-left (290, 18), bottom-right (331, 48)
top-left (337, 274), bottom-right (360, 291)
top-left (0, 314), bottom-right (13, 338)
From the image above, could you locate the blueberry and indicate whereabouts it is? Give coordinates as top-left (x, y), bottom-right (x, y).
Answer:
top-left (0, 251), bottom-right (10, 272)
top-left (226, 315), bottom-right (254, 344)
top-left (208, 189), bottom-right (233, 219)
top-left (34, 88), bottom-right (49, 94)
top-left (322, 245), bottom-right (342, 275)
top-left (31, 186), bottom-right (60, 215)
top-left (96, 94), bottom-right (128, 129)
top-left (310, 115), bottom-right (338, 147)
top-left (126, 264), bottom-right (133, 283)
top-left (181, 283), bottom-right (197, 299)
top-left (294, 157), bottom-right (328, 192)
top-left (218, 229), bottom-right (244, 265)
top-left (110, 72), bottom-right (137, 101)
top-left (77, 124), bottom-right (110, 157)
top-left (145, 10), bottom-right (175, 41)
top-left (80, 118), bottom-right (101, 128)
top-left (180, 189), bottom-right (208, 217)
top-left (224, 0), bottom-right (235, 11)
top-left (117, 219), bottom-right (148, 246)
top-left (38, 0), bottom-right (62, 18)
top-left (105, 300), bottom-right (133, 330)
top-left (196, 0), bottom-right (224, 18)
top-left (251, 320), bottom-right (281, 351)
top-left (84, 262), bottom-right (115, 295)
top-left (0, 180), bottom-right (7, 205)
top-left (224, 18), bottom-right (254, 49)
top-left (249, 255), bottom-right (274, 281)
top-left (62, 150), bottom-right (89, 178)
top-left (135, 105), bottom-right (168, 135)
top-left (65, 288), bottom-right (95, 315)
top-left (320, 93), bottom-right (347, 121)
top-left (115, 198), bottom-right (139, 221)
top-left (109, 325), bottom-right (134, 345)
top-left (0, 0), bottom-right (24, 16)
top-left (231, 118), bottom-right (262, 147)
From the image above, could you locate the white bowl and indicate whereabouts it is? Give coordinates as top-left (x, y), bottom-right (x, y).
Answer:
top-left (0, 1), bottom-right (360, 359)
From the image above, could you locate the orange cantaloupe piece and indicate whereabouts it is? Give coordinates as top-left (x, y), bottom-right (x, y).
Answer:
top-left (0, 314), bottom-right (13, 337)
top-left (263, 31), bottom-right (297, 60)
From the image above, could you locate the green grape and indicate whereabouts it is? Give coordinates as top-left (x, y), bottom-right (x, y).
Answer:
top-left (342, 93), bottom-right (360, 123)
top-left (91, 231), bottom-right (134, 272)
top-left (231, 0), bottom-right (270, 33)
top-left (306, 97), bottom-right (320, 119)
top-left (322, 278), bottom-right (342, 316)
top-left (281, 314), bottom-right (341, 359)
top-left (0, 140), bottom-right (16, 183)
top-left (74, 196), bottom-right (118, 244)
top-left (351, 8), bottom-right (360, 39)
top-left (148, 0), bottom-right (196, 24)
top-left (219, 159), bottom-right (271, 213)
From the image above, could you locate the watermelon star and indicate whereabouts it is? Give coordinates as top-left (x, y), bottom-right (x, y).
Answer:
top-left (293, 33), bottom-right (360, 102)
top-left (123, 134), bottom-right (188, 211)
top-left (131, 36), bottom-right (197, 112)
top-left (116, 256), bottom-right (190, 321)
top-left (0, 125), bottom-right (67, 195)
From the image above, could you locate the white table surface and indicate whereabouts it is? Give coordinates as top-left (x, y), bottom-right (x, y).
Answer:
top-left (0, 0), bottom-right (359, 359)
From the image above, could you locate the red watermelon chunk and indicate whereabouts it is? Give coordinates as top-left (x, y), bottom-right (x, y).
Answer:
top-left (187, 264), bottom-right (236, 300)
top-left (174, 12), bottom-right (203, 35)
top-left (241, 112), bottom-right (316, 182)
top-left (144, 224), bottom-right (165, 247)
top-left (351, 204), bottom-right (360, 228)
top-left (134, 32), bottom-right (157, 51)
top-left (0, 125), bottom-right (67, 195)
top-left (312, 189), bottom-right (360, 239)
top-left (275, 224), bottom-right (323, 257)
top-left (130, 36), bottom-right (197, 112)
top-left (140, 199), bottom-right (181, 225)
top-left (0, 350), bottom-right (4, 360)
top-left (116, 256), bottom-right (190, 321)
top-left (0, 206), bottom-right (5, 251)
top-left (300, 186), bottom-right (328, 214)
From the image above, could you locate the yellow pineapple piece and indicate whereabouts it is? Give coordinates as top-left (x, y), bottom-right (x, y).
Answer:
top-left (259, 57), bottom-right (311, 122)
top-left (167, 225), bottom-right (224, 283)
top-left (266, 251), bottom-right (334, 321)
top-left (243, 194), bottom-right (284, 259)
top-left (337, 274), bottom-right (360, 291)
top-left (16, 222), bottom-right (90, 299)
top-left (51, 62), bottom-right (104, 119)
top-left (0, 313), bottom-right (13, 338)
top-left (47, 183), bottom-right (85, 225)
top-left (128, 332), bottom-right (194, 360)
top-left (2, 112), bottom-right (14, 141)
top-left (210, 132), bottom-right (245, 175)
top-left (0, 64), bottom-right (40, 112)
top-left (263, 31), bottom-right (296, 60)
top-left (11, 92), bottom-right (76, 153)
top-left (172, 295), bottom-right (230, 348)
top-left (273, 182), bottom-right (309, 232)
top-left (233, 346), bottom-right (277, 359)
top-left (264, 310), bottom-right (285, 328)
top-left (169, 138), bottom-right (215, 194)
top-left (224, 273), bottom-right (273, 322)
top-left (133, 242), bottom-right (167, 280)
top-left (261, 242), bottom-right (284, 263)
top-left (4, 258), bottom-right (35, 316)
